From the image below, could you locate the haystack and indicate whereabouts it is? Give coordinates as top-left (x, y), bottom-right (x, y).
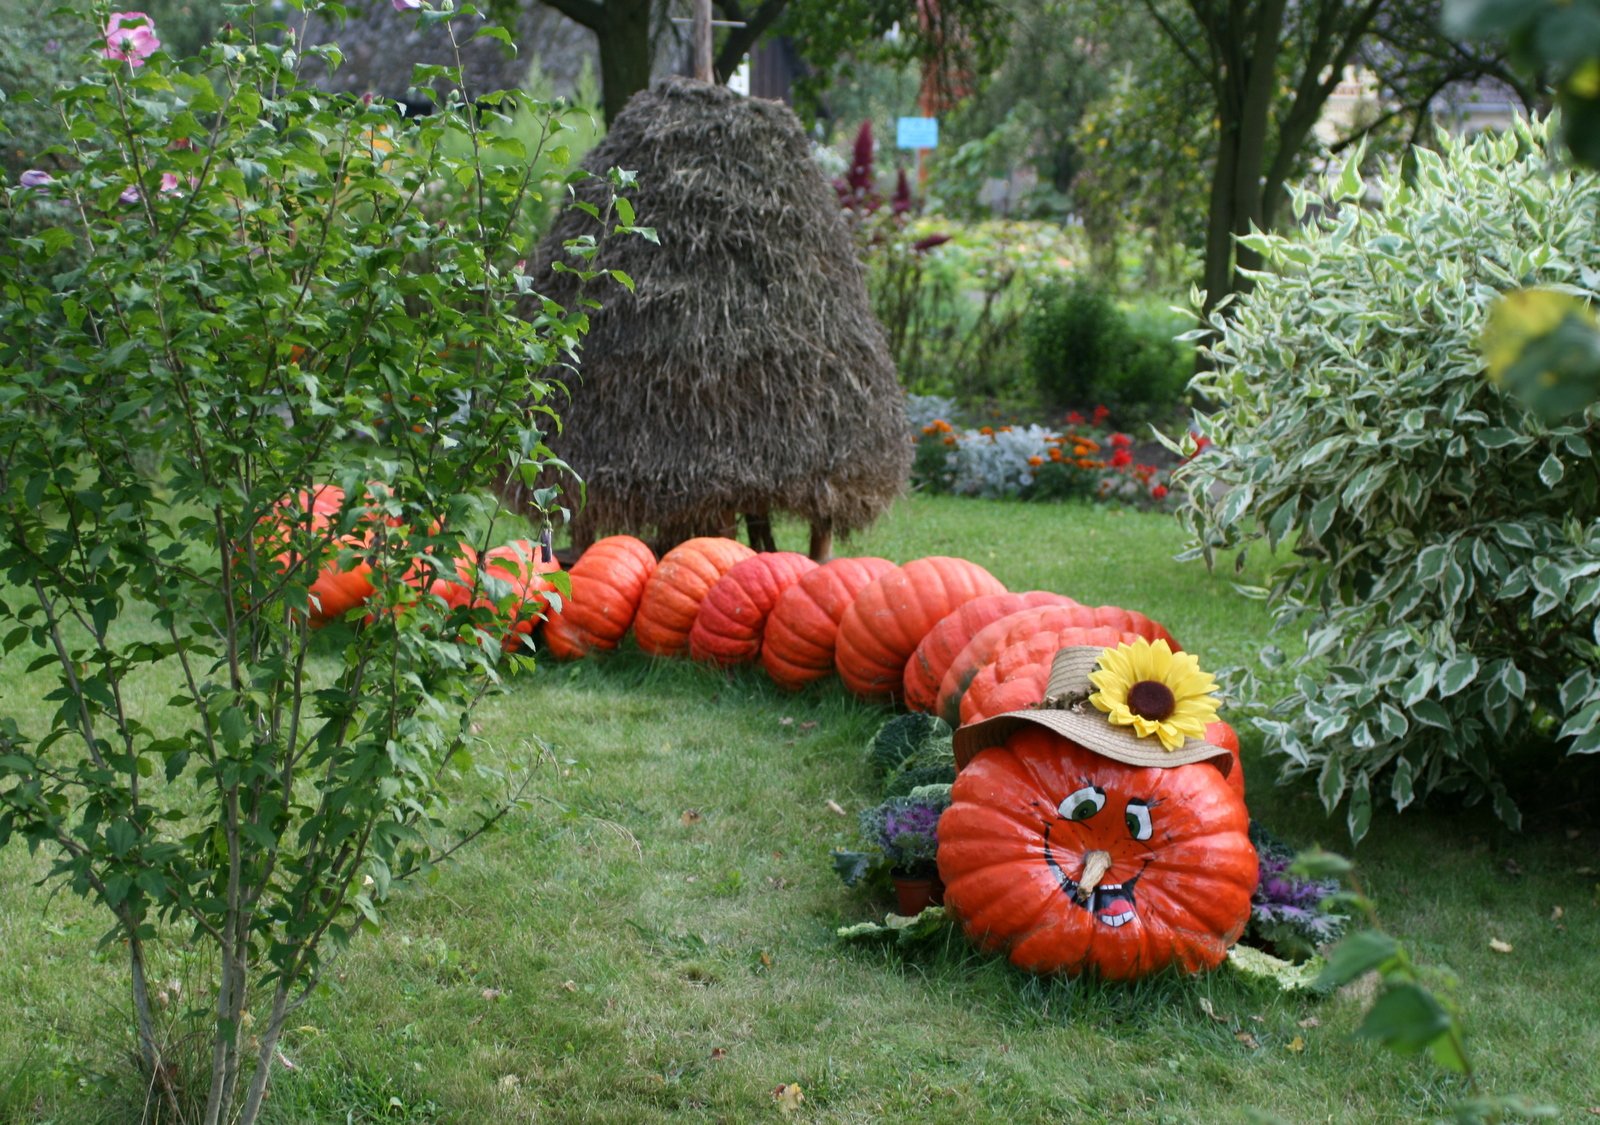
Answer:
top-left (505, 76), bottom-right (911, 558)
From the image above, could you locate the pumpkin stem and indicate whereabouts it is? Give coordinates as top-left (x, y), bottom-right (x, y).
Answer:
top-left (1074, 850), bottom-right (1112, 904)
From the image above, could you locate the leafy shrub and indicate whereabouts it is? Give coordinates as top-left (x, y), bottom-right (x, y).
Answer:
top-left (1023, 276), bottom-right (1191, 423)
top-left (0, 4), bottom-right (635, 1120)
top-left (1177, 118), bottom-right (1600, 838)
top-left (866, 712), bottom-right (955, 797)
top-left (1247, 826), bottom-right (1345, 961)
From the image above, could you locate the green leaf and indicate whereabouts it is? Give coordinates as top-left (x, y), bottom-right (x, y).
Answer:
top-left (1539, 452), bottom-right (1565, 487)
top-left (1315, 931), bottom-right (1400, 991)
top-left (1437, 655), bottom-right (1480, 698)
top-left (1357, 983), bottom-right (1453, 1055)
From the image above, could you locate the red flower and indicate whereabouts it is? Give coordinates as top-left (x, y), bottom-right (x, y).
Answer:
top-left (1110, 449), bottom-right (1132, 469)
top-left (1093, 405), bottom-right (1111, 424)
top-left (1110, 433), bottom-right (1132, 449)
top-left (912, 233), bottom-right (952, 253)
top-left (1151, 484), bottom-right (1169, 501)
top-left (1066, 411), bottom-right (1086, 426)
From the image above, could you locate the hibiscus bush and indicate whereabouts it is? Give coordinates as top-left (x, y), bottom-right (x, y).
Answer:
top-left (0, 3), bottom-right (635, 1121)
top-left (1176, 117), bottom-right (1600, 838)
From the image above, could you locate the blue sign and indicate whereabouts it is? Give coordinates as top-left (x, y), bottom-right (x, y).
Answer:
top-left (896, 116), bottom-right (939, 149)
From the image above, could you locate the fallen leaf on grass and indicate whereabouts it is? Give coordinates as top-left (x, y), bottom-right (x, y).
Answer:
top-left (1235, 1031), bottom-right (1260, 1049)
top-left (1198, 998), bottom-right (1227, 1023)
top-left (1286, 1036), bottom-right (1305, 1054)
top-left (1297, 1016), bottom-right (1320, 1029)
top-left (1551, 905), bottom-right (1565, 922)
top-left (778, 716), bottom-right (794, 727)
top-left (274, 1049), bottom-right (298, 1071)
top-left (774, 1083), bottom-right (804, 1113)
top-left (799, 721), bottom-right (818, 732)
top-left (1503, 858), bottom-right (1524, 877)
top-left (560, 980), bottom-right (577, 993)
top-left (710, 1048), bottom-right (727, 1062)
top-left (1489, 938), bottom-right (1513, 954)
top-left (825, 799), bottom-right (847, 816)
top-left (759, 951), bottom-right (773, 967)
top-left (680, 809), bottom-right (703, 825)
top-left (498, 1075), bottom-right (520, 1091)
top-left (481, 988), bottom-right (503, 1002)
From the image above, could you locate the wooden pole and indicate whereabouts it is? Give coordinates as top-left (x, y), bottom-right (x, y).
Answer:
top-left (692, 0), bottom-right (713, 82)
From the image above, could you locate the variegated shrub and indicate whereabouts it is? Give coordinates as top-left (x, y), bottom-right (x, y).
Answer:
top-left (1175, 116), bottom-right (1600, 839)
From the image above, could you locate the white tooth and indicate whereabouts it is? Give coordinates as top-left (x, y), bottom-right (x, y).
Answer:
top-left (1098, 911), bottom-right (1135, 928)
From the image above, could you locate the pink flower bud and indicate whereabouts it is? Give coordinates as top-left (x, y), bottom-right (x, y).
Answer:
top-left (19, 169), bottom-right (54, 189)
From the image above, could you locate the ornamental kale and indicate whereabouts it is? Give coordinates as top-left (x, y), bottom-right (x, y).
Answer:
top-left (1246, 826), bottom-right (1346, 961)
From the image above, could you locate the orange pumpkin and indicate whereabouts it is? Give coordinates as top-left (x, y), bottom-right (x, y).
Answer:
top-left (836, 557), bottom-right (1007, 702)
top-left (957, 625), bottom-right (1145, 726)
top-left (760, 556), bottom-right (897, 690)
top-left (1204, 719), bottom-right (1246, 801)
top-left (543, 535), bottom-right (658, 659)
top-left (633, 537), bottom-right (755, 657)
top-left (938, 727), bottom-right (1256, 979)
top-left (429, 540), bottom-right (563, 652)
top-left (902, 591), bottom-right (1079, 714)
top-left (937, 604), bottom-right (1180, 726)
top-left (689, 552), bottom-right (818, 666)
top-left (257, 485), bottom-right (376, 626)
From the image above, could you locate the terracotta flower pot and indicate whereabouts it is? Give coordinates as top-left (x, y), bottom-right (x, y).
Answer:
top-left (892, 872), bottom-right (945, 916)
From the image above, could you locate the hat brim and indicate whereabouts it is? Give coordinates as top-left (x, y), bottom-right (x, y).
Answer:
top-left (950, 645), bottom-right (1234, 775)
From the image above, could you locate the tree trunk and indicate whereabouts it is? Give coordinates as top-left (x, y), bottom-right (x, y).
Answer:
top-left (595, 0), bottom-right (654, 124)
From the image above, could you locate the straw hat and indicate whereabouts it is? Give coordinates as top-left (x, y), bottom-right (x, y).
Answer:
top-left (952, 644), bottom-right (1235, 775)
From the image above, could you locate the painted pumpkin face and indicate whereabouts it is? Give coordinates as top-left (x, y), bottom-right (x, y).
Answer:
top-left (937, 727), bottom-right (1256, 980)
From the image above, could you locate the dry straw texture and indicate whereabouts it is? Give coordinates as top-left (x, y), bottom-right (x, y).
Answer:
top-left (504, 77), bottom-right (911, 547)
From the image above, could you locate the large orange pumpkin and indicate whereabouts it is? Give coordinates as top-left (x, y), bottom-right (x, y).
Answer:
top-left (257, 485), bottom-right (376, 626)
top-left (760, 556), bottom-right (897, 691)
top-left (902, 591), bottom-right (1080, 714)
top-left (689, 551), bottom-right (818, 666)
top-left (543, 535), bottom-right (658, 659)
top-left (938, 727), bottom-right (1256, 979)
top-left (937, 604), bottom-right (1180, 726)
top-left (633, 537), bottom-right (755, 657)
top-left (836, 557), bottom-right (1007, 702)
top-left (957, 625), bottom-right (1145, 726)
top-left (429, 540), bottom-right (563, 653)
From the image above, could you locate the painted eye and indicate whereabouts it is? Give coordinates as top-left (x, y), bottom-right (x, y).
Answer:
top-left (1125, 800), bottom-right (1153, 841)
top-left (1058, 785), bottom-right (1106, 821)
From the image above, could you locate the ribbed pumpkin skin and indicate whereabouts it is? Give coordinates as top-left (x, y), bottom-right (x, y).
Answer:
top-left (430, 540), bottom-right (563, 653)
top-left (760, 556), bottom-right (897, 690)
top-left (938, 728), bottom-right (1256, 980)
top-left (937, 605), bottom-right (1180, 726)
top-left (836, 557), bottom-right (1007, 701)
top-left (902, 591), bottom-right (1079, 714)
top-left (544, 535), bottom-right (658, 659)
top-left (689, 552), bottom-right (818, 665)
top-left (633, 537), bottom-right (755, 657)
top-left (957, 625), bottom-right (1144, 726)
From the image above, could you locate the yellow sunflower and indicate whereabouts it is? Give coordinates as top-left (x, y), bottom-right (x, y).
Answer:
top-left (1088, 638), bottom-right (1220, 752)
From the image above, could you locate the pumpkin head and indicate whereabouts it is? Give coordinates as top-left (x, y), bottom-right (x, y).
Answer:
top-left (938, 727), bottom-right (1256, 979)
top-left (543, 535), bottom-right (658, 660)
top-left (760, 556), bottom-right (897, 690)
top-left (633, 536), bottom-right (755, 657)
top-left (835, 556), bottom-right (1007, 702)
top-left (901, 591), bottom-right (1079, 714)
top-left (689, 551), bottom-right (818, 666)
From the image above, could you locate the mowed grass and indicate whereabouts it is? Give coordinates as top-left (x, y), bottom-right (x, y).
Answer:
top-left (1, 494), bottom-right (1596, 1123)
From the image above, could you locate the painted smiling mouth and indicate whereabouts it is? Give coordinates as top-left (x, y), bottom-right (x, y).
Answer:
top-left (1043, 825), bottom-right (1141, 927)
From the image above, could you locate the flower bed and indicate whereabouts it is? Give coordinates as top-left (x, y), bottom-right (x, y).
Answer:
top-left (911, 404), bottom-right (1184, 507)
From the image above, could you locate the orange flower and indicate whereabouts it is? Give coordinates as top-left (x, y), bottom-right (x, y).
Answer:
top-left (1076, 457), bottom-right (1096, 469)
top-left (999, 425), bottom-right (1014, 434)
top-left (979, 426), bottom-right (994, 436)
top-left (1027, 455), bottom-right (1043, 467)
top-left (1048, 448), bottom-right (1064, 462)
top-left (932, 419), bottom-right (953, 433)
top-left (942, 435), bottom-right (957, 446)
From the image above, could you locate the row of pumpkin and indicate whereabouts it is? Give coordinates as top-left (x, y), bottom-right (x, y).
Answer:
top-left (276, 493), bottom-right (1237, 780)
top-left (487, 530), bottom-right (1240, 793)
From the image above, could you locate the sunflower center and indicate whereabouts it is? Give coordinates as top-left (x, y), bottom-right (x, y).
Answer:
top-left (1125, 679), bottom-right (1176, 722)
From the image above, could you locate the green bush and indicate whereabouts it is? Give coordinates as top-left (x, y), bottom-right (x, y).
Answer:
top-left (1023, 276), bottom-right (1189, 423)
top-left (0, 4), bottom-right (636, 1120)
top-left (1176, 118), bottom-right (1600, 838)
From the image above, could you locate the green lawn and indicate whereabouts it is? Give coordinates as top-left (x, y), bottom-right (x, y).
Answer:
top-left (1, 495), bottom-right (1594, 1123)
